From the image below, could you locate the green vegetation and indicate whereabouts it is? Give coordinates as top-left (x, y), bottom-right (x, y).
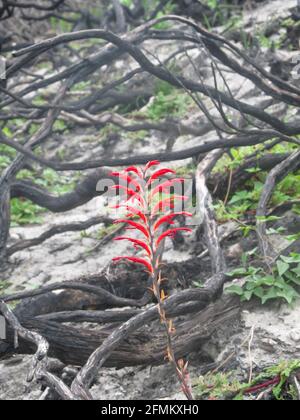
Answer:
top-left (226, 253), bottom-right (300, 305)
top-left (0, 280), bottom-right (11, 293)
top-left (10, 169), bottom-right (76, 226)
top-left (11, 199), bottom-right (44, 226)
top-left (195, 360), bottom-right (300, 400)
top-left (214, 143), bottom-right (300, 225)
top-left (50, 16), bottom-right (73, 33)
top-left (97, 224), bottom-right (118, 240)
top-left (0, 145), bottom-right (16, 170)
top-left (146, 81), bottom-right (193, 120)
top-left (215, 169), bottom-right (300, 225)
top-left (53, 119), bottom-right (69, 133)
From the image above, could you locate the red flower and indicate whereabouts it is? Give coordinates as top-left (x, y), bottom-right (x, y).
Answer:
top-left (112, 256), bottom-right (154, 274)
top-left (124, 166), bottom-right (143, 178)
top-left (156, 228), bottom-right (193, 248)
top-left (147, 168), bottom-right (176, 185)
top-left (145, 160), bottom-right (160, 171)
top-left (114, 237), bottom-right (152, 257)
top-left (113, 204), bottom-right (148, 224)
top-left (114, 219), bottom-right (150, 239)
top-left (110, 161), bottom-right (193, 399)
top-left (153, 212), bottom-right (193, 231)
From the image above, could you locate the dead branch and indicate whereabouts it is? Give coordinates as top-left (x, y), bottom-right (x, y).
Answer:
top-left (256, 149), bottom-right (300, 265)
top-left (0, 299), bottom-right (75, 400)
top-left (7, 215), bottom-right (113, 257)
top-left (196, 149), bottom-right (226, 274)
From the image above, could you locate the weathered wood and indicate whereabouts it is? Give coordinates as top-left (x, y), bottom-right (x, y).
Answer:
top-left (1, 296), bottom-right (240, 369)
top-left (3, 258), bottom-right (205, 319)
top-left (256, 149), bottom-right (300, 265)
top-left (196, 149), bottom-right (226, 275)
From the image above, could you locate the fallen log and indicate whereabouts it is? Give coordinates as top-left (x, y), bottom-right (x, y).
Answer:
top-left (1, 295), bottom-right (240, 368)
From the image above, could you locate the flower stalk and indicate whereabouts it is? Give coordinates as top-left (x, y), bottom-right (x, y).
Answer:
top-left (111, 161), bottom-right (194, 400)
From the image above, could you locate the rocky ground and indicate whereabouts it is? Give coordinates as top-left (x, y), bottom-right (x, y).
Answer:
top-left (0, 0), bottom-right (299, 400)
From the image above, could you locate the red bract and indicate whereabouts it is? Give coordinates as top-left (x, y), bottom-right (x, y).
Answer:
top-left (124, 166), bottom-right (143, 178)
top-left (153, 212), bottom-right (193, 232)
top-left (145, 160), bottom-right (160, 171)
top-left (156, 228), bottom-right (193, 247)
top-left (114, 237), bottom-right (152, 257)
top-left (112, 257), bottom-right (154, 274)
top-left (147, 168), bottom-right (176, 185)
top-left (114, 204), bottom-right (148, 224)
top-left (114, 219), bottom-right (150, 239)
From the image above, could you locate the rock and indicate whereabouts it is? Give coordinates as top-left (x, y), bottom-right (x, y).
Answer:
top-left (226, 243), bottom-right (243, 259)
top-left (289, 330), bottom-right (300, 343)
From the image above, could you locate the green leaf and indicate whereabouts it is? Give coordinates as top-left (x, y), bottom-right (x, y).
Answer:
top-left (242, 291), bottom-right (253, 301)
top-left (225, 285), bottom-right (244, 296)
top-left (229, 191), bottom-right (250, 204)
top-left (226, 267), bottom-right (248, 277)
top-left (291, 263), bottom-right (300, 278)
top-left (276, 290), bottom-right (298, 305)
top-left (283, 269), bottom-right (300, 285)
top-left (253, 287), bottom-right (265, 299)
top-left (281, 254), bottom-right (300, 264)
top-left (261, 287), bottom-right (279, 304)
top-left (256, 215), bottom-right (282, 223)
top-left (277, 261), bottom-right (290, 277)
top-left (193, 281), bottom-right (204, 288)
top-left (259, 275), bottom-right (275, 287)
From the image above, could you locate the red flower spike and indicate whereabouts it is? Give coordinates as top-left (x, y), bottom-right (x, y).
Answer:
top-left (156, 228), bottom-right (192, 248)
top-left (110, 162), bottom-right (194, 399)
top-left (147, 168), bottom-right (176, 185)
top-left (114, 237), bottom-right (152, 257)
top-left (113, 256), bottom-right (154, 274)
top-left (114, 219), bottom-right (150, 239)
top-left (145, 160), bottom-right (160, 172)
top-left (153, 212), bottom-right (193, 231)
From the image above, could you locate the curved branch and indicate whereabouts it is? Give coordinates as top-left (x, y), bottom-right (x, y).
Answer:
top-left (1, 280), bottom-right (144, 308)
top-left (196, 149), bottom-right (226, 274)
top-left (7, 215), bottom-right (113, 257)
top-left (2, 131), bottom-right (297, 171)
top-left (256, 149), bottom-right (300, 264)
